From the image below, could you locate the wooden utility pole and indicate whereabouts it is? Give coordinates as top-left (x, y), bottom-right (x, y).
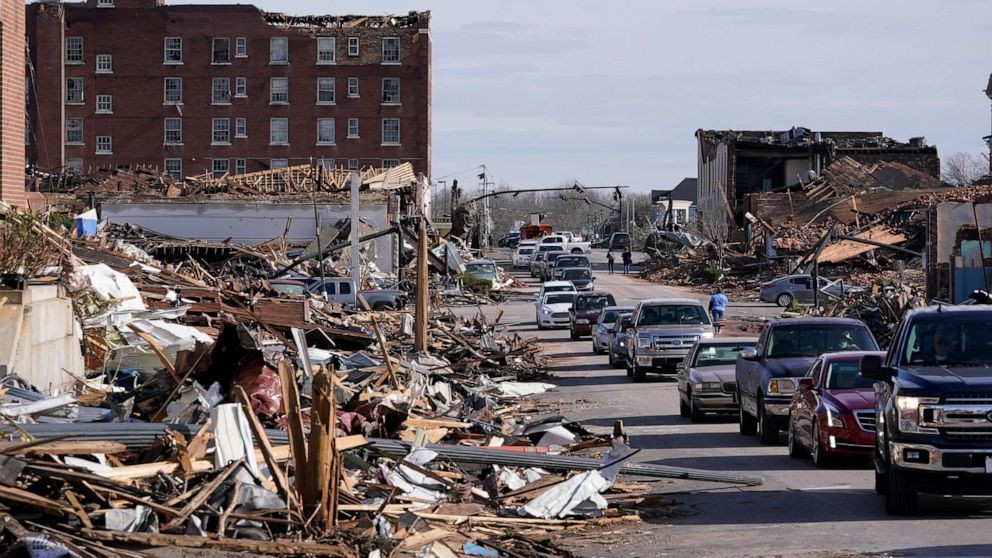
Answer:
top-left (415, 217), bottom-right (429, 352)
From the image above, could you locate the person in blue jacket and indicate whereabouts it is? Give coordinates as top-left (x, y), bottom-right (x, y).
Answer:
top-left (709, 287), bottom-right (728, 333)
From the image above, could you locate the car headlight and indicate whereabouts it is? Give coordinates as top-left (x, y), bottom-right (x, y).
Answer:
top-left (701, 331), bottom-right (714, 339)
top-left (767, 378), bottom-right (796, 396)
top-left (618, 340), bottom-right (626, 347)
top-left (824, 403), bottom-right (845, 427)
top-left (691, 381), bottom-right (721, 393)
top-left (895, 396), bottom-right (939, 433)
top-left (541, 308), bottom-right (552, 315)
top-left (574, 319), bottom-right (589, 324)
top-left (637, 337), bottom-right (652, 349)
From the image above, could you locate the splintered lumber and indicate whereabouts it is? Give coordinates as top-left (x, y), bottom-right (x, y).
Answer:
top-left (402, 418), bottom-right (471, 430)
top-left (817, 225), bottom-right (909, 264)
top-left (80, 530), bottom-right (352, 557)
top-left (0, 485), bottom-right (71, 517)
top-left (278, 360), bottom-right (309, 497)
top-left (164, 458), bottom-right (243, 529)
top-left (0, 440), bottom-right (127, 456)
top-left (231, 385), bottom-right (295, 509)
top-left (96, 445), bottom-right (292, 481)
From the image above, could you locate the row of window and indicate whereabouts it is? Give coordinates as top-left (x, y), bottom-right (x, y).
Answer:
top-left (65, 117), bottom-right (401, 146)
top-left (66, 76), bottom-right (400, 106)
top-left (66, 36), bottom-right (401, 66)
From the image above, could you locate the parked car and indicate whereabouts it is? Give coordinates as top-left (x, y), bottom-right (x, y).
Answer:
top-left (536, 280), bottom-right (578, 301)
top-left (593, 306), bottom-right (634, 354)
top-left (860, 305), bottom-right (992, 514)
top-left (595, 232), bottom-right (630, 250)
top-left (737, 317), bottom-right (879, 444)
top-left (512, 245), bottom-right (536, 269)
top-left (788, 350), bottom-right (884, 466)
top-left (626, 298), bottom-right (714, 382)
top-left (537, 234), bottom-right (591, 254)
top-left (560, 268), bottom-right (594, 291)
top-left (569, 292), bottom-right (617, 340)
top-left (270, 279), bottom-right (309, 296)
top-left (677, 337), bottom-right (758, 422)
top-left (540, 250), bottom-right (569, 282)
top-left (529, 251), bottom-right (547, 278)
top-left (498, 231), bottom-right (520, 248)
top-left (760, 274), bottom-right (863, 307)
top-left (535, 292), bottom-right (577, 330)
top-left (306, 277), bottom-right (407, 310)
top-left (609, 314), bottom-right (634, 368)
top-left (552, 255), bottom-right (591, 280)
top-left (464, 259), bottom-right (503, 292)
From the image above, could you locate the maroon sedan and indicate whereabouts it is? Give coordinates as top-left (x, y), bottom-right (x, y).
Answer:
top-left (787, 351), bottom-right (884, 467)
top-left (569, 292), bottom-right (616, 340)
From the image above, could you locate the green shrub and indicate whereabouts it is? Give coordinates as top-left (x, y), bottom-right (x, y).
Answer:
top-left (700, 267), bottom-right (724, 284)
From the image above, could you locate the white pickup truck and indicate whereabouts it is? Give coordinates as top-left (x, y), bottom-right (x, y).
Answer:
top-left (537, 234), bottom-right (591, 254)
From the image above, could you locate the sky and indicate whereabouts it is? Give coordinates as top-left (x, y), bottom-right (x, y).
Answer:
top-left (183, 0), bottom-right (992, 192)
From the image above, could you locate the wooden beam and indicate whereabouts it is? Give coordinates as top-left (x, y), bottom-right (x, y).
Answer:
top-left (415, 217), bottom-right (429, 352)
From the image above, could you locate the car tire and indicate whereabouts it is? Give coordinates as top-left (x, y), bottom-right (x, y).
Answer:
top-left (776, 293), bottom-right (794, 307)
top-left (738, 394), bottom-right (757, 435)
top-left (592, 342), bottom-right (601, 355)
top-left (570, 329), bottom-right (579, 341)
top-left (787, 417), bottom-right (807, 458)
top-left (874, 468), bottom-right (887, 496)
top-left (757, 395), bottom-right (779, 445)
top-left (608, 347), bottom-right (615, 366)
top-left (811, 422), bottom-right (832, 467)
top-left (689, 390), bottom-right (705, 423)
top-left (885, 468), bottom-right (918, 515)
top-left (571, 248), bottom-right (583, 254)
top-left (632, 365), bottom-right (646, 383)
top-left (679, 391), bottom-right (690, 418)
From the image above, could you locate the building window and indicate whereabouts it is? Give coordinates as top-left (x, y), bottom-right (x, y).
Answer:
top-left (66, 118), bottom-right (84, 144)
top-left (318, 158), bottom-right (334, 170)
top-left (347, 77), bottom-right (359, 98)
top-left (347, 159), bottom-right (359, 170)
top-left (235, 77), bottom-right (247, 97)
top-left (165, 159), bottom-right (182, 180)
top-left (317, 118), bottom-right (335, 145)
top-left (235, 37), bottom-right (247, 58)
top-left (382, 118), bottom-right (400, 145)
top-left (212, 38), bottom-right (230, 64)
top-left (96, 54), bottom-right (112, 74)
top-left (270, 77), bottom-right (288, 104)
top-left (66, 37), bottom-right (83, 64)
top-left (270, 118), bottom-right (289, 145)
top-left (382, 159), bottom-right (400, 169)
top-left (96, 94), bottom-right (112, 114)
top-left (382, 78), bottom-right (400, 104)
top-left (271, 159), bottom-right (289, 169)
top-left (97, 0), bottom-right (114, 6)
top-left (235, 118), bottom-right (247, 138)
top-left (212, 78), bottom-right (230, 104)
top-left (212, 159), bottom-right (229, 179)
top-left (96, 136), bottom-right (112, 154)
top-left (235, 158), bottom-right (246, 175)
top-left (164, 77), bottom-right (182, 104)
top-left (270, 37), bottom-right (288, 64)
top-left (212, 118), bottom-right (230, 144)
top-left (164, 118), bottom-right (182, 144)
top-left (317, 78), bottom-right (335, 104)
top-left (164, 37), bottom-right (182, 64)
top-left (66, 78), bottom-right (84, 104)
top-left (382, 37), bottom-right (400, 64)
top-left (67, 159), bottom-right (84, 174)
top-left (347, 118), bottom-right (359, 138)
top-left (316, 37), bottom-right (335, 64)
top-left (347, 37), bottom-right (359, 57)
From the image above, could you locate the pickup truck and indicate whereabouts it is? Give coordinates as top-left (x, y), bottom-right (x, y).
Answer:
top-left (626, 298), bottom-right (714, 382)
top-left (860, 305), bottom-right (992, 515)
top-left (737, 317), bottom-right (879, 444)
top-left (304, 277), bottom-right (407, 310)
top-left (537, 234), bottom-right (591, 254)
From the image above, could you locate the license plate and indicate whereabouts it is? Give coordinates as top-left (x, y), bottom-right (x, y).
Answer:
top-left (986, 457), bottom-right (992, 474)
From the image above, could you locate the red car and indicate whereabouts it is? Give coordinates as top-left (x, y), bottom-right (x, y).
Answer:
top-left (787, 351), bottom-right (884, 467)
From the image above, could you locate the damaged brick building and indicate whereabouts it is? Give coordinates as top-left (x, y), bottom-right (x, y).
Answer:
top-left (26, 0), bottom-right (431, 180)
top-left (696, 127), bottom-right (940, 239)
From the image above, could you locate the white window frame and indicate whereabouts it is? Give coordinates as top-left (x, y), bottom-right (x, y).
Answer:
top-left (235, 36), bottom-right (247, 58)
top-left (381, 37), bottom-right (400, 64)
top-left (347, 118), bottom-right (359, 138)
top-left (316, 37), bottom-right (335, 64)
top-left (317, 118), bottom-right (335, 145)
top-left (382, 159), bottom-right (400, 169)
top-left (212, 38), bottom-right (231, 65)
top-left (97, 0), bottom-right (114, 7)
top-left (212, 159), bottom-right (230, 179)
top-left (212, 77), bottom-right (231, 105)
top-left (347, 159), bottom-right (359, 170)
top-left (96, 94), bottom-right (112, 114)
top-left (270, 37), bottom-right (288, 64)
top-left (66, 37), bottom-right (83, 64)
top-left (347, 37), bottom-right (359, 57)
top-left (270, 159), bottom-right (289, 170)
top-left (381, 118), bottom-right (400, 146)
top-left (67, 159), bottom-right (84, 174)
top-left (164, 159), bottom-right (182, 180)
top-left (382, 77), bottom-right (400, 105)
top-left (235, 117), bottom-right (247, 138)
top-left (212, 118), bottom-right (231, 145)
top-left (164, 118), bottom-right (182, 145)
top-left (269, 118), bottom-right (289, 146)
top-left (95, 54), bottom-right (112, 74)
top-left (317, 78), bottom-right (335, 105)
top-left (164, 77), bottom-right (182, 104)
top-left (66, 118), bottom-right (84, 144)
top-left (347, 77), bottom-right (359, 98)
top-left (235, 77), bottom-right (247, 98)
top-left (96, 135), bottom-right (112, 154)
top-left (164, 37), bottom-right (182, 64)
top-left (66, 78), bottom-right (84, 104)
top-left (269, 77), bottom-right (288, 104)
top-left (235, 158), bottom-right (246, 175)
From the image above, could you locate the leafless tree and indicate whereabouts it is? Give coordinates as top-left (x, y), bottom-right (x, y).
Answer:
top-left (690, 205), bottom-right (729, 268)
top-left (941, 152), bottom-right (988, 187)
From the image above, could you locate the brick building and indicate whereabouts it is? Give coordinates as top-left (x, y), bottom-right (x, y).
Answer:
top-left (0, 1), bottom-right (26, 207)
top-left (25, 0), bottom-right (431, 180)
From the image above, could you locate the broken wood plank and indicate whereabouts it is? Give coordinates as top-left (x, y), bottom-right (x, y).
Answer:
top-left (80, 530), bottom-right (353, 557)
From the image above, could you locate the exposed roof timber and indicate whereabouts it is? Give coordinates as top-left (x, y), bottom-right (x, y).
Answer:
top-left (263, 11), bottom-right (426, 29)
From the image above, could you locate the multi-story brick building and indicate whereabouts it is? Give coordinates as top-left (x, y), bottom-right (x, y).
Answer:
top-left (1, 1), bottom-right (26, 207)
top-left (26, 0), bottom-right (431, 181)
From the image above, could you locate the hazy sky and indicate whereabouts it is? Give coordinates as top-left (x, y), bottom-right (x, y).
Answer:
top-left (183, 0), bottom-right (992, 191)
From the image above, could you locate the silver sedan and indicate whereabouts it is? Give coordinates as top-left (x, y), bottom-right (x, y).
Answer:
top-left (592, 306), bottom-right (633, 354)
top-left (676, 337), bottom-right (757, 422)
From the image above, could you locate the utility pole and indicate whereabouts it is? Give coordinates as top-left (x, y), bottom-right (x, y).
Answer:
top-left (350, 171), bottom-right (361, 289)
top-left (414, 216), bottom-right (429, 352)
top-left (477, 165), bottom-right (491, 251)
top-left (985, 74), bottom-right (992, 174)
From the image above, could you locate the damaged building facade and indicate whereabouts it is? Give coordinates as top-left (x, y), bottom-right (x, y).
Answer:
top-left (26, 0), bottom-right (431, 179)
top-left (695, 127), bottom-right (940, 240)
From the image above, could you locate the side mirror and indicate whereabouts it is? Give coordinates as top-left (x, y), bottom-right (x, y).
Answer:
top-left (739, 347), bottom-right (759, 361)
top-left (798, 377), bottom-right (815, 390)
top-left (860, 354), bottom-right (894, 381)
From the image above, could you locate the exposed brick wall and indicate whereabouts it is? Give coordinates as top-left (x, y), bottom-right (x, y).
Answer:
top-left (26, 4), bottom-right (431, 179)
top-left (0, 2), bottom-right (26, 207)
top-left (841, 149), bottom-right (941, 179)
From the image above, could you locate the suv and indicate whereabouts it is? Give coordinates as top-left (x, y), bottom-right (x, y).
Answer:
top-left (626, 298), bottom-right (714, 382)
top-left (540, 251), bottom-right (569, 282)
top-left (552, 255), bottom-right (591, 280)
top-left (860, 306), bottom-right (992, 515)
top-left (569, 292), bottom-right (617, 340)
top-left (737, 318), bottom-right (878, 444)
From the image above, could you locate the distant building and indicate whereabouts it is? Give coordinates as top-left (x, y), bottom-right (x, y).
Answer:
top-left (0, 2), bottom-right (26, 207)
top-left (26, 1), bottom-right (431, 180)
top-left (651, 178), bottom-right (697, 226)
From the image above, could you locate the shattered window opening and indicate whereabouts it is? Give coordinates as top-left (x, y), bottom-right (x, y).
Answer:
top-left (382, 78), bottom-right (400, 104)
top-left (164, 77), bottom-right (182, 104)
top-left (212, 77), bottom-right (231, 104)
top-left (212, 38), bottom-right (230, 64)
top-left (212, 118), bottom-right (230, 144)
top-left (317, 37), bottom-right (335, 64)
top-left (164, 158), bottom-right (182, 180)
top-left (66, 37), bottom-right (83, 64)
top-left (383, 159), bottom-right (400, 168)
top-left (66, 118), bottom-right (83, 144)
top-left (164, 118), bottom-right (182, 144)
top-left (164, 37), bottom-right (182, 64)
top-left (381, 37), bottom-right (400, 64)
top-left (66, 78), bottom-right (84, 104)
top-left (270, 118), bottom-right (289, 145)
top-left (270, 37), bottom-right (289, 64)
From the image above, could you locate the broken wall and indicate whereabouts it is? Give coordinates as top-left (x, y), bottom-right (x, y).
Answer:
top-left (0, 284), bottom-right (83, 393)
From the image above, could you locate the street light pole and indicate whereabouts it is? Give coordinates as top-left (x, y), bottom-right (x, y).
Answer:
top-left (986, 74), bottom-right (992, 174)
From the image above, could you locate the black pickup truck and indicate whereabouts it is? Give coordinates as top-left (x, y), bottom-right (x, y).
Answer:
top-left (860, 305), bottom-right (992, 514)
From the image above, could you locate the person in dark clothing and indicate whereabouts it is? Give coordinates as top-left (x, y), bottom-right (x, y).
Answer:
top-left (606, 251), bottom-right (615, 274)
top-left (621, 247), bottom-right (632, 275)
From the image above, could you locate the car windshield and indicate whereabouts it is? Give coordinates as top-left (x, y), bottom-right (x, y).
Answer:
top-left (693, 343), bottom-right (755, 366)
top-left (518, 248), bottom-right (534, 255)
top-left (544, 293), bottom-right (576, 305)
top-left (556, 257), bottom-right (588, 268)
top-left (576, 295), bottom-right (614, 311)
top-left (465, 263), bottom-right (497, 275)
top-left (538, 245), bottom-right (557, 253)
top-left (901, 316), bottom-right (992, 366)
top-left (638, 304), bottom-right (708, 325)
top-left (547, 253), bottom-right (566, 263)
top-left (272, 283), bottom-right (306, 295)
top-left (600, 309), bottom-right (630, 323)
top-left (544, 285), bottom-right (574, 294)
top-left (562, 269), bottom-right (590, 280)
top-left (766, 325), bottom-right (877, 358)
top-left (825, 361), bottom-right (876, 389)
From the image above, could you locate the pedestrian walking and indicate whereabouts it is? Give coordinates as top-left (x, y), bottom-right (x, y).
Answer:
top-left (709, 287), bottom-right (728, 333)
top-left (621, 247), bottom-right (632, 275)
top-left (606, 251), bottom-right (615, 274)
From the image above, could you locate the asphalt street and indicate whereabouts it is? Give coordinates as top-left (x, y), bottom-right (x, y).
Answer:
top-left (458, 249), bottom-right (992, 558)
